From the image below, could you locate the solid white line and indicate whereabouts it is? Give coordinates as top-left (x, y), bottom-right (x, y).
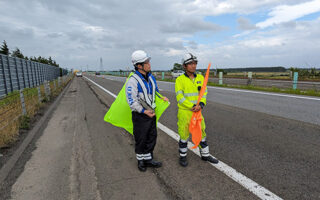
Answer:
top-left (102, 75), bottom-right (320, 101)
top-left (84, 76), bottom-right (117, 98)
top-left (84, 76), bottom-right (283, 200)
top-left (157, 123), bottom-right (281, 200)
top-left (208, 86), bottom-right (320, 101)
top-left (156, 80), bottom-right (320, 101)
top-left (156, 79), bottom-right (320, 101)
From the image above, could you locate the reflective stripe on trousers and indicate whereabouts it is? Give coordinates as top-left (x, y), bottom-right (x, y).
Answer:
top-left (179, 139), bottom-right (188, 157)
top-left (136, 153), bottom-right (152, 161)
top-left (199, 139), bottom-right (210, 157)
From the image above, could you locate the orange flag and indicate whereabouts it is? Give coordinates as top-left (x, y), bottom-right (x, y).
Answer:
top-left (189, 63), bottom-right (211, 149)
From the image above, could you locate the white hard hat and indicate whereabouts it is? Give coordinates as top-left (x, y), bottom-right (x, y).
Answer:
top-left (131, 50), bottom-right (151, 65)
top-left (182, 53), bottom-right (198, 65)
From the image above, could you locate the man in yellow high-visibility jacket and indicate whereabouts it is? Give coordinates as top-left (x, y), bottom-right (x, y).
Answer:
top-left (175, 53), bottom-right (219, 167)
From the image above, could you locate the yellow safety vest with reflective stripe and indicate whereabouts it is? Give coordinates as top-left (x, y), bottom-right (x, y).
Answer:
top-left (175, 73), bottom-right (207, 110)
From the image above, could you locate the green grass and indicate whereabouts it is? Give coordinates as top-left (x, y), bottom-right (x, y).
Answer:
top-left (0, 91), bottom-right (20, 106)
top-left (161, 78), bottom-right (175, 82)
top-left (0, 87), bottom-right (39, 107)
top-left (206, 82), bottom-right (320, 97)
top-left (23, 87), bottom-right (38, 97)
top-left (19, 115), bottom-right (31, 130)
top-left (97, 74), bottom-right (320, 98)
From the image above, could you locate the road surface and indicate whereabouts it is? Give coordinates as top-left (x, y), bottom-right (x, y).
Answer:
top-left (1, 75), bottom-right (319, 200)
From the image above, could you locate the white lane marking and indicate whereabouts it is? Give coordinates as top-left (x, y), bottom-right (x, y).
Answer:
top-left (157, 80), bottom-right (320, 101)
top-left (158, 123), bottom-right (282, 200)
top-left (102, 75), bottom-right (320, 101)
top-left (85, 76), bottom-right (117, 98)
top-left (207, 86), bottom-right (320, 101)
top-left (84, 76), bottom-right (283, 200)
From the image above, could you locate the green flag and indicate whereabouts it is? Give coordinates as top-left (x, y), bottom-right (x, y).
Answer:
top-left (104, 73), bottom-right (170, 134)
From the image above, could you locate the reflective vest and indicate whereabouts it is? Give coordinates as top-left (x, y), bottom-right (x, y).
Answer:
top-left (132, 73), bottom-right (156, 109)
top-left (175, 73), bottom-right (207, 110)
top-left (105, 72), bottom-right (170, 135)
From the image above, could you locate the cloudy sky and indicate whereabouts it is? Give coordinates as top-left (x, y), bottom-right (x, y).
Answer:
top-left (0, 0), bottom-right (320, 71)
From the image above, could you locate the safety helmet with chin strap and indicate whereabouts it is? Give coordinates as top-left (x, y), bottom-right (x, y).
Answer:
top-left (131, 50), bottom-right (151, 66)
top-left (182, 53), bottom-right (198, 65)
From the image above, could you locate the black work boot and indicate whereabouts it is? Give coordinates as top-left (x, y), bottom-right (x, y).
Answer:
top-left (145, 160), bottom-right (162, 168)
top-left (137, 160), bottom-right (147, 172)
top-left (179, 156), bottom-right (188, 167)
top-left (201, 155), bottom-right (219, 164)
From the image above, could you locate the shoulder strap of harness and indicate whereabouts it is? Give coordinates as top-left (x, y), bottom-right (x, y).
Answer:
top-left (132, 74), bottom-right (156, 109)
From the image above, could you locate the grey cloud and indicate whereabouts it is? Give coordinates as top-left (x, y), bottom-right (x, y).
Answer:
top-left (205, 19), bottom-right (320, 68)
top-left (278, 21), bottom-right (297, 28)
top-left (47, 32), bottom-right (64, 38)
top-left (160, 18), bottom-right (224, 33)
top-left (237, 17), bottom-right (257, 30)
top-left (0, 24), bottom-right (35, 40)
top-left (187, 41), bottom-right (198, 49)
top-left (1, 0), bottom-right (318, 70)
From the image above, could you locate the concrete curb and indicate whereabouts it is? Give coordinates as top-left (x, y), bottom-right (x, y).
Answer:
top-left (0, 78), bottom-right (74, 184)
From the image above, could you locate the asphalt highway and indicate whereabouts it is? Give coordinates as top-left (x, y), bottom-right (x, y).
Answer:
top-left (93, 74), bottom-right (320, 199)
top-left (1, 75), bottom-right (319, 200)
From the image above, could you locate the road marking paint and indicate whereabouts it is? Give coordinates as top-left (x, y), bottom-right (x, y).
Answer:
top-left (85, 77), bottom-right (117, 98)
top-left (101, 75), bottom-right (320, 101)
top-left (157, 80), bottom-right (320, 101)
top-left (84, 76), bottom-right (283, 200)
top-left (207, 86), bottom-right (320, 101)
top-left (158, 122), bottom-right (282, 200)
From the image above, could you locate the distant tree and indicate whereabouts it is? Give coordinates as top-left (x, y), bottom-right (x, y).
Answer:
top-left (11, 47), bottom-right (25, 58)
top-left (0, 40), bottom-right (10, 55)
top-left (30, 56), bottom-right (37, 61)
top-left (217, 68), bottom-right (227, 75)
top-left (0, 41), bottom-right (63, 68)
top-left (172, 63), bottom-right (183, 71)
top-left (52, 60), bottom-right (59, 67)
top-left (289, 67), bottom-right (299, 72)
top-left (48, 56), bottom-right (53, 65)
top-left (296, 69), bottom-right (310, 77)
top-left (310, 68), bottom-right (317, 77)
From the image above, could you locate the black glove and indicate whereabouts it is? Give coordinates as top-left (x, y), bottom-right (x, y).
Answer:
top-left (199, 102), bottom-right (205, 109)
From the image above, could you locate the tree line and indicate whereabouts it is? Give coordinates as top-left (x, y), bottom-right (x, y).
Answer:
top-left (0, 40), bottom-right (60, 67)
top-left (171, 63), bottom-right (319, 77)
top-left (289, 67), bottom-right (320, 77)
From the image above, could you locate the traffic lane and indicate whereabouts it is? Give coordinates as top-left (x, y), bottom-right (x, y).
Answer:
top-left (82, 77), bottom-right (257, 200)
top-left (157, 77), bottom-right (320, 126)
top-left (160, 89), bottom-right (320, 200)
top-left (157, 78), bottom-right (320, 126)
top-left (208, 78), bottom-right (320, 90)
top-left (158, 77), bottom-right (320, 125)
top-left (92, 76), bottom-right (320, 199)
top-left (204, 102), bottom-right (320, 200)
top-left (78, 78), bottom-right (170, 199)
top-left (98, 75), bottom-right (175, 93)
top-left (206, 88), bottom-right (320, 125)
top-left (87, 75), bottom-right (124, 95)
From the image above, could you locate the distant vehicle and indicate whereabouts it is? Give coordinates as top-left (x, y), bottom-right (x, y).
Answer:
top-left (95, 71), bottom-right (101, 75)
top-left (172, 70), bottom-right (184, 78)
top-left (76, 72), bottom-right (83, 77)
